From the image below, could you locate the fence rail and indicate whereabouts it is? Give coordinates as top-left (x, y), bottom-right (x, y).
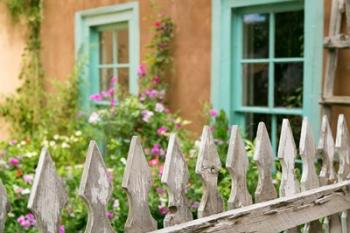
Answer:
top-left (0, 114), bottom-right (349, 233)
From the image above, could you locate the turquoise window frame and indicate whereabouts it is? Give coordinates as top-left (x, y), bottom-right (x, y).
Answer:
top-left (75, 2), bottom-right (140, 111)
top-left (211, 0), bottom-right (323, 145)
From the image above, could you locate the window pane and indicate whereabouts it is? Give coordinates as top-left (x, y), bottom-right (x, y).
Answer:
top-left (116, 27), bottom-right (129, 64)
top-left (99, 31), bottom-right (113, 64)
top-left (243, 13), bottom-right (269, 59)
top-left (117, 68), bottom-right (129, 95)
top-left (243, 63), bottom-right (269, 106)
top-left (274, 62), bottom-right (303, 108)
top-left (275, 10), bottom-right (304, 57)
top-left (99, 68), bottom-right (114, 92)
top-left (245, 113), bottom-right (271, 140)
top-left (276, 115), bottom-right (303, 149)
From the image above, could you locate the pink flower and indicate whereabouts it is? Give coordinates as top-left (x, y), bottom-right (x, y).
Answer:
top-left (145, 89), bottom-right (158, 99)
top-left (157, 126), bottom-right (167, 136)
top-left (23, 174), bottom-right (34, 184)
top-left (9, 140), bottom-right (17, 145)
top-left (155, 103), bottom-right (164, 112)
top-left (151, 144), bottom-right (161, 155)
top-left (155, 21), bottom-right (162, 28)
top-left (17, 213), bottom-right (36, 229)
top-left (159, 165), bottom-right (164, 176)
top-left (210, 109), bottom-right (218, 118)
top-left (89, 93), bottom-right (103, 102)
top-left (152, 76), bottom-right (161, 84)
top-left (149, 158), bottom-right (159, 166)
top-left (156, 187), bottom-right (166, 194)
top-left (110, 98), bottom-right (117, 107)
top-left (142, 110), bottom-right (154, 122)
top-left (9, 157), bottom-right (19, 167)
top-left (191, 202), bottom-right (200, 209)
top-left (137, 64), bottom-right (147, 77)
top-left (106, 211), bottom-right (113, 219)
top-left (159, 206), bottom-right (169, 216)
top-left (59, 225), bottom-right (65, 233)
top-left (111, 76), bottom-right (118, 85)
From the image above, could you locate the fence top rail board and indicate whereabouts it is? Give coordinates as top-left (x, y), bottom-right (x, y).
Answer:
top-left (0, 114), bottom-right (350, 233)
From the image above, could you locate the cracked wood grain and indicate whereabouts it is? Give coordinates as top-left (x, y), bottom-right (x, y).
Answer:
top-left (317, 115), bottom-right (341, 233)
top-left (226, 126), bottom-right (252, 209)
top-left (122, 136), bottom-right (157, 233)
top-left (195, 126), bottom-right (224, 218)
top-left (161, 134), bottom-right (193, 227)
top-left (335, 114), bottom-right (350, 233)
top-left (278, 119), bottom-right (300, 233)
top-left (299, 118), bottom-right (322, 233)
top-left (79, 141), bottom-right (115, 233)
top-left (254, 122), bottom-right (277, 203)
top-left (149, 180), bottom-right (350, 233)
top-left (28, 148), bottom-right (67, 233)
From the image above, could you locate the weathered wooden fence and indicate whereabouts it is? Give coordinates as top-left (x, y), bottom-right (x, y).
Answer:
top-left (1, 115), bottom-right (350, 233)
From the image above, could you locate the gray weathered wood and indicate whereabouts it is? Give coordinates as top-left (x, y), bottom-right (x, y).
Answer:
top-left (254, 122), bottom-right (277, 203)
top-left (323, 0), bottom-right (344, 117)
top-left (0, 180), bottom-right (9, 233)
top-left (278, 119), bottom-right (300, 233)
top-left (317, 115), bottom-right (341, 233)
top-left (149, 180), bottom-right (350, 233)
top-left (345, 0), bottom-right (350, 34)
top-left (196, 126), bottom-right (224, 218)
top-left (226, 126), bottom-right (252, 209)
top-left (79, 141), bottom-right (115, 233)
top-left (161, 134), bottom-right (193, 227)
top-left (299, 118), bottom-right (322, 233)
top-left (122, 136), bottom-right (157, 233)
top-left (335, 114), bottom-right (350, 233)
top-left (28, 148), bottom-right (67, 233)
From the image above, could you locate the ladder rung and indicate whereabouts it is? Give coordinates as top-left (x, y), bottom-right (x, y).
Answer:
top-left (324, 35), bottom-right (350, 48)
top-left (321, 96), bottom-right (350, 105)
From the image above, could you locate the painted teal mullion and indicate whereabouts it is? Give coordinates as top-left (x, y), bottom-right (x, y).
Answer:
top-left (268, 12), bottom-right (275, 109)
top-left (241, 57), bottom-right (304, 64)
top-left (271, 115), bottom-right (277, 154)
top-left (98, 64), bottom-right (130, 68)
top-left (237, 107), bottom-right (302, 115)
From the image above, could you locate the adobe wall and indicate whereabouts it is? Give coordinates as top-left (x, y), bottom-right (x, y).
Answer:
top-left (0, 2), bottom-right (27, 140)
top-left (40, 0), bottom-right (211, 135)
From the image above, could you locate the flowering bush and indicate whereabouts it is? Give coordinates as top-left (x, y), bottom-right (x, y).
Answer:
top-left (0, 15), bottom-right (268, 233)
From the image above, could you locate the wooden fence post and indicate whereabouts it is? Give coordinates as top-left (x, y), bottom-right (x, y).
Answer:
top-left (299, 118), bottom-right (322, 233)
top-left (122, 136), bottom-right (157, 233)
top-left (335, 114), bottom-right (350, 232)
top-left (79, 141), bottom-right (115, 233)
top-left (195, 126), bottom-right (224, 218)
top-left (317, 115), bottom-right (341, 232)
top-left (226, 125), bottom-right (252, 209)
top-left (0, 180), bottom-right (9, 233)
top-left (27, 148), bottom-right (67, 233)
top-left (161, 134), bottom-right (193, 227)
top-left (278, 119), bottom-right (301, 233)
top-left (254, 122), bottom-right (277, 203)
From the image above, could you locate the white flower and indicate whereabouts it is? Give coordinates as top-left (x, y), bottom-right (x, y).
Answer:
top-left (120, 157), bottom-right (127, 165)
top-left (141, 110), bottom-right (154, 122)
top-left (21, 188), bottom-right (31, 195)
top-left (25, 152), bottom-right (37, 158)
top-left (61, 142), bottom-right (70, 148)
top-left (113, 199), bottom-right (120, 209)
top-left (75, 131), bottom-right (82, 136)
top-left (53, 134), bottom-right (60, 140)
top-left (49, 141), bottom-right (56, 147)
top-left (155, 103), bottom-right (165, 112)
top-left (89, 112), bottom-right (101, 124)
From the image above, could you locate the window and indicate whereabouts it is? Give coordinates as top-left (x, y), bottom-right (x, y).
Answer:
top-left (212, 0), bottom-right (323, 150)
top-left (76, 2), bottom-right (139, 110)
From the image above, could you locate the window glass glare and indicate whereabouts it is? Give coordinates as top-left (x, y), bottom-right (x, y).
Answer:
top-left (243, 13), bottom-right (269, 59)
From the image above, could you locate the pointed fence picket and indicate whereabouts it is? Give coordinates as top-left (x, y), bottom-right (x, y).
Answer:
top-left (1, 115), bottom-right (350, 232)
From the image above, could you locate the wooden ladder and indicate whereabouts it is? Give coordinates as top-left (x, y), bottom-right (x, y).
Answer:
top-left (322, 0), bottom-right (350, 116)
